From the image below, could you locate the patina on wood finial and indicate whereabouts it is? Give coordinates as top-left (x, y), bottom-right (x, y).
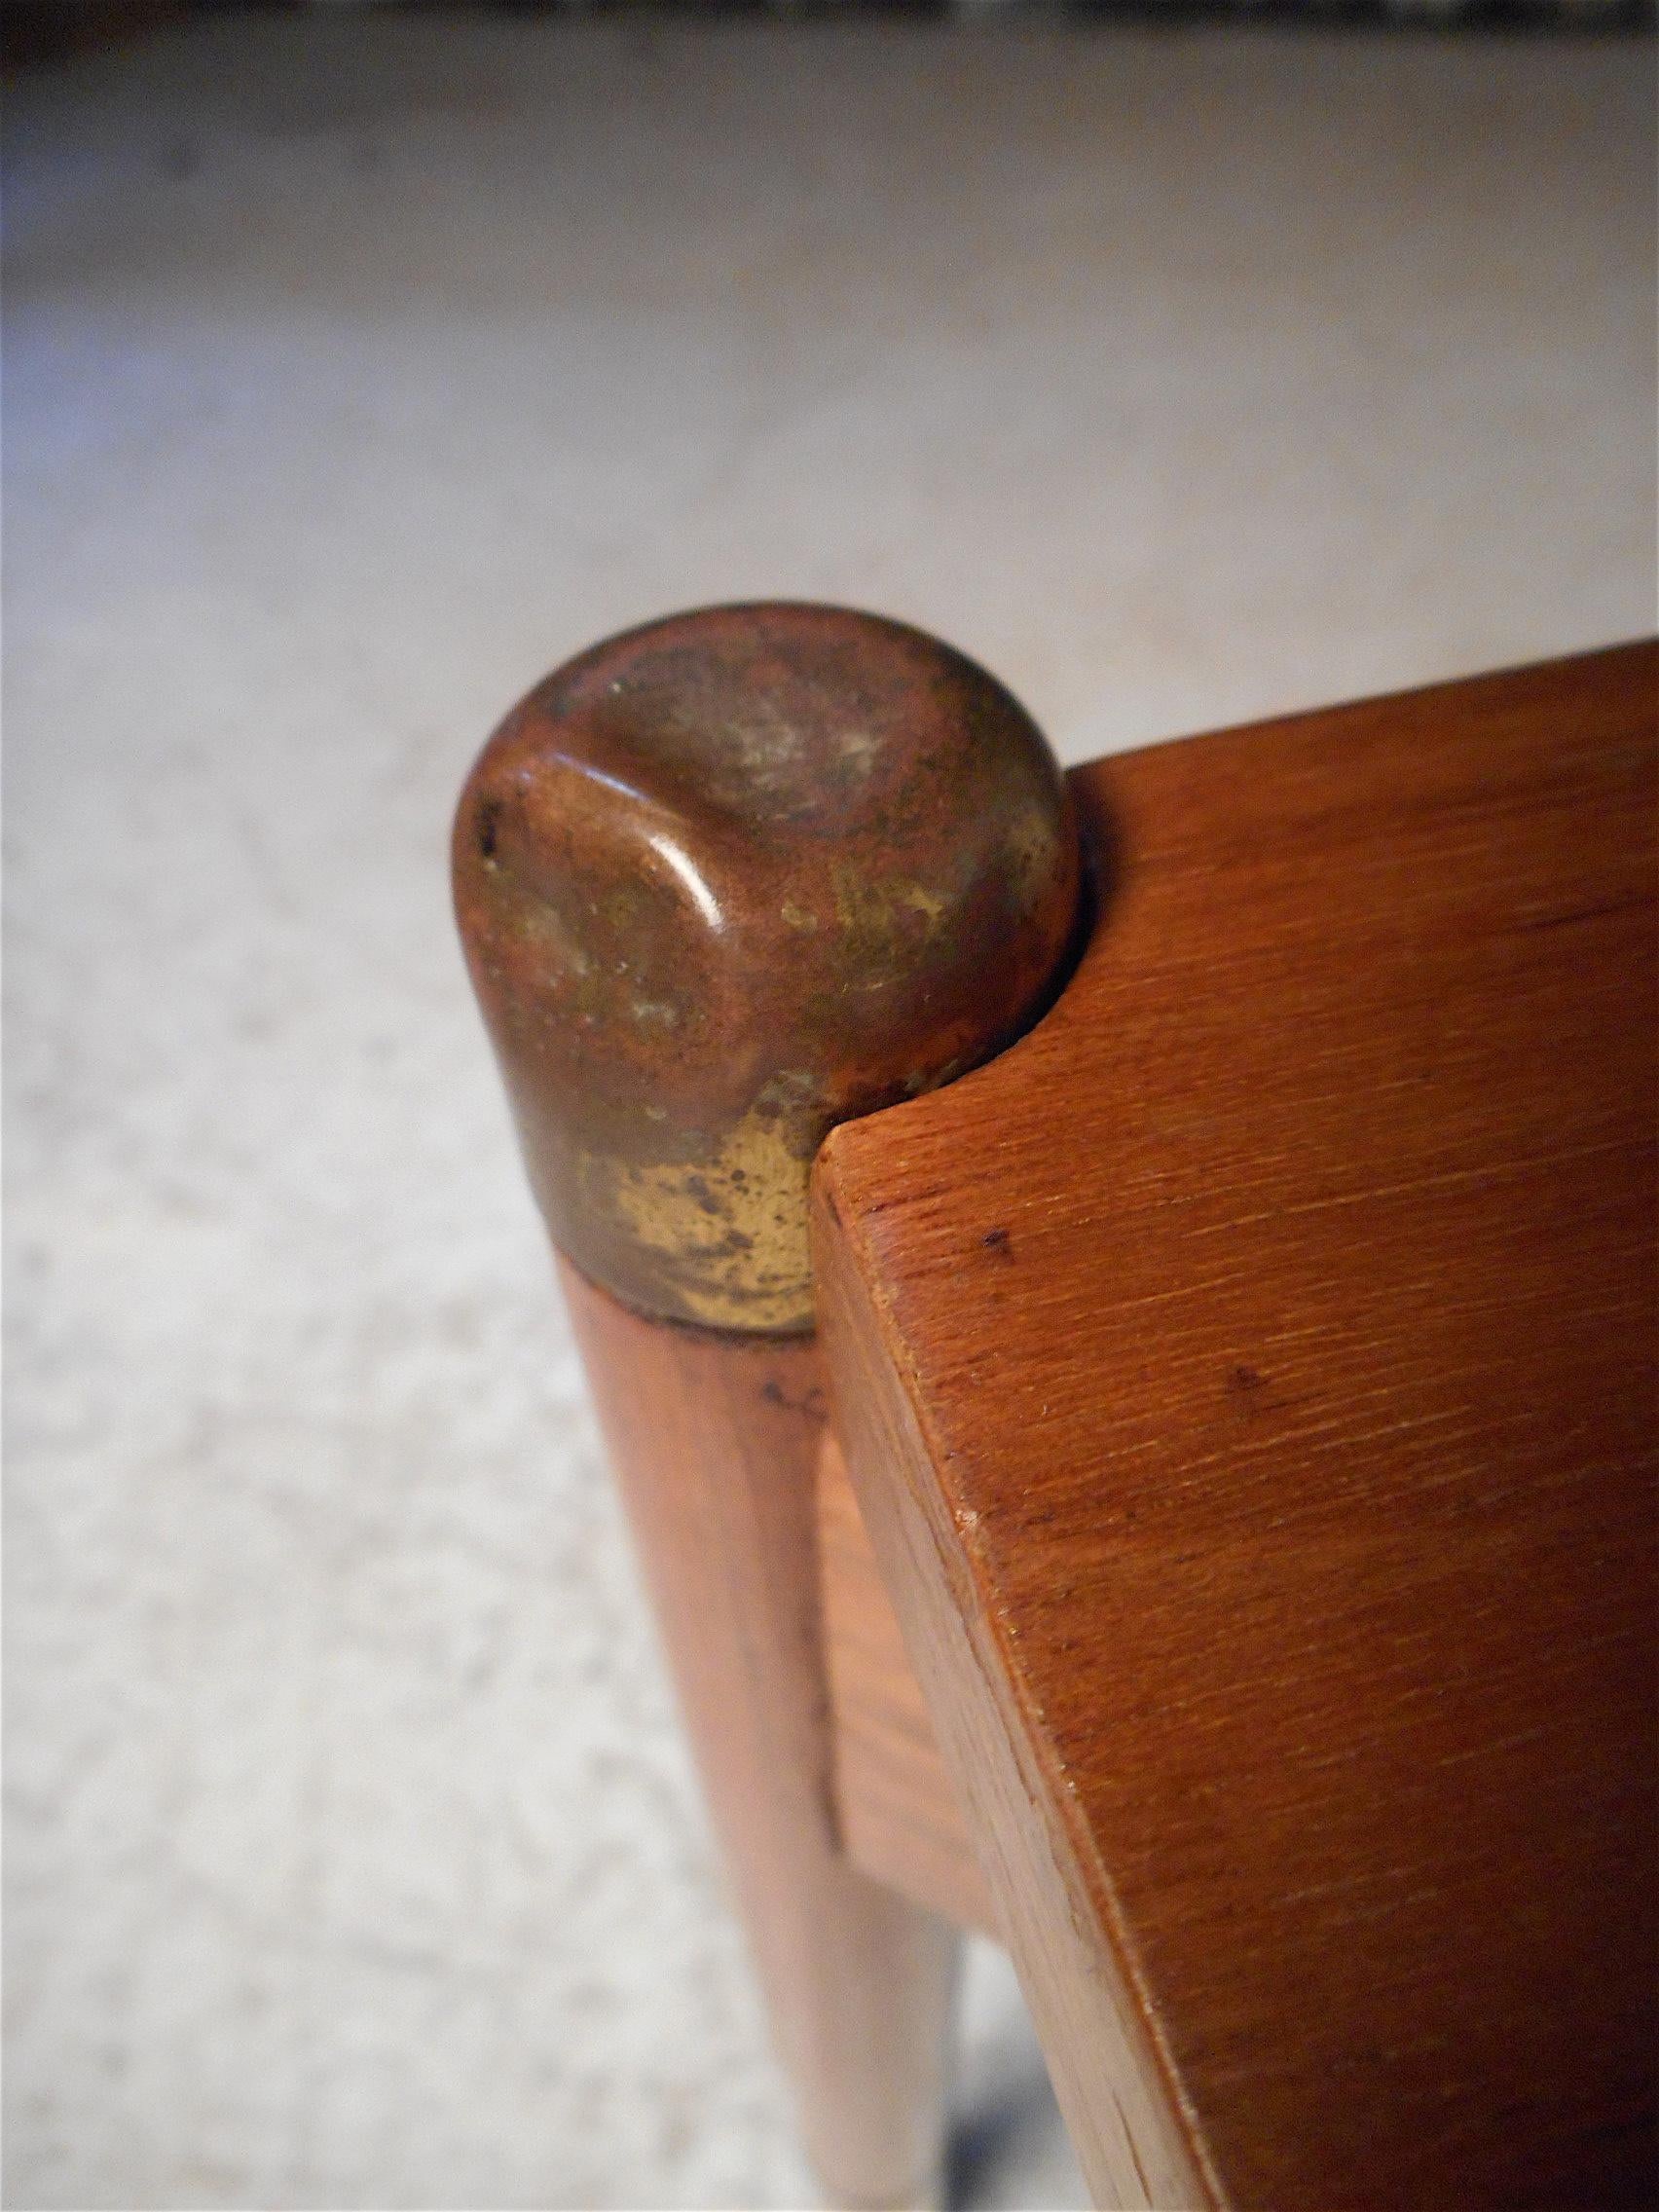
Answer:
top-left (453, 602), bottom-right (1081, 1333)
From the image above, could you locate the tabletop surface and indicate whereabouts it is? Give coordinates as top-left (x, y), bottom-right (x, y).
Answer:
top-left (817, 644), bottom-right (1658, 2208)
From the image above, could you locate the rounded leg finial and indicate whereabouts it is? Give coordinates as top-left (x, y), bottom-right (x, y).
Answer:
top-left (454, 602), bottom-right (1080, 1332)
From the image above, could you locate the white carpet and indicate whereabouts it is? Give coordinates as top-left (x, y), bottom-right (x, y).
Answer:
top-left (4, 13), bottom-right (1653, 2208)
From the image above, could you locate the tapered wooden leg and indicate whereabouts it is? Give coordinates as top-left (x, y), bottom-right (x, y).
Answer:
top-left (560, 1258), bottom-right (957, 2210)
top-left (452, 605), bottom-right (1084, 2200)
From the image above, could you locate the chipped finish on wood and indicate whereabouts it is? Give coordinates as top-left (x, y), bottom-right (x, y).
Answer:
top-left (814, 645), bottom-right (1659, 2211)
top-left (558, 1258), bottom-right (958, 2211)
top-left (819, 1429), bottom-right (999, 1939)
top-left (455, 604), bottom-right (1080, 1333)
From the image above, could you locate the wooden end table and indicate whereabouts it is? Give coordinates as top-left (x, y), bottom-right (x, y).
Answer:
top-left (455, 616), bottom-right (1656, 2210)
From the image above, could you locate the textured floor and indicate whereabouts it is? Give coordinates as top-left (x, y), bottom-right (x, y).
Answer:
top-left (4, 14), bottom-right (1653, 2210)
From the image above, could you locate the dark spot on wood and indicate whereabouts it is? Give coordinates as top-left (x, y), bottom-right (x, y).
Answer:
top-left (759, 1377), bottom-right (827, 1419)
top-left (476, 796), bottom-right (502, 866)
top-left (1519, 898), bottom-right (1637, 933)
top-left (981, 1227), bottom-right (1014, 1258)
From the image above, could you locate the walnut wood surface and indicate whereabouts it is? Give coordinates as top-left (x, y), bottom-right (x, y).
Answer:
top-left (813, 644), bottom-right (1659, 2210)
top-left (819, 1429), bottom-right (999, 1937)
top-left (557, 1260), bottom-right (958, 2210)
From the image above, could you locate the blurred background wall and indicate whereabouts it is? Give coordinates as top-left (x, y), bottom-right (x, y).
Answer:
top-left (4, 4), bottom-right (1654, 2206)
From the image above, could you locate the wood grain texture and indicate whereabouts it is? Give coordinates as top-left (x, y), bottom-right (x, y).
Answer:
top-left (557, 1260), bottom-right (958, 2211)
top-left (813, 644), bottom-right (1659, 2211)
top-left (819, 1429), bottom-right (999, 1937)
